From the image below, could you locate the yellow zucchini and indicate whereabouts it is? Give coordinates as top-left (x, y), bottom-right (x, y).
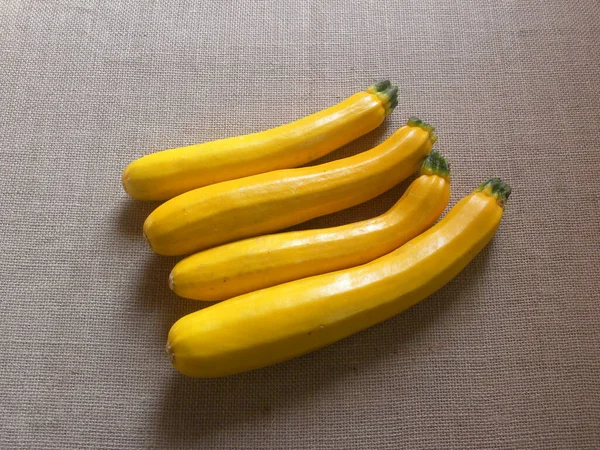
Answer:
top-left (169, 151), bottom-right (451, 301)
top-left (144, 117), bottom-right (437, 256)
top-left (122, 81), bottom-right (398, 201)
top-left (167, 178), bottom-right (511, 377)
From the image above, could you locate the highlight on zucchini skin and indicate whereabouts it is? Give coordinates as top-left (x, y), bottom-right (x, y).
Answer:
top-left (166, 179), bottom-right (511, 378)
top-left (122, 80), bottom-right (399, 201)
top-left (168, 151), bottom-right (451, 302)
top-left (143, 117), bottom-right (437, 257)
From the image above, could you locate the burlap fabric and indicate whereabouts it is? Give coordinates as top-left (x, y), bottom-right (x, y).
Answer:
top-left (1, 1), bottom-right (598, 448)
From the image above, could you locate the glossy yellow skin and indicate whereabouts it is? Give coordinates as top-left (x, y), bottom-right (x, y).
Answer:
top-left (144, 124), bottom-right (434, 256)
top-left (170, 173), bottom-right (450, 301)
top-left (167, 189), bottom-right (504, 378)
top-left (122, 91), bottom-right (387, 201)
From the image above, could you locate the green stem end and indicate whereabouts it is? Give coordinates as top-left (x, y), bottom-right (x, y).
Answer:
top-left (407, 116), bottom-right (437, 144)
top-left (367, 80), bottom-right (398, 117)
top-left (476, 178), bottom-right (512, 207)
top-left (420, 151), bottom-right (450, 182)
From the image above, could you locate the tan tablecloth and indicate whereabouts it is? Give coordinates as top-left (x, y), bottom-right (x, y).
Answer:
top-left (1, 1), bottom-right (598, 448)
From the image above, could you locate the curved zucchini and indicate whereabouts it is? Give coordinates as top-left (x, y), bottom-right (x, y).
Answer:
top-left (144, 117), bottom-right (437, 256)
top-left (169, 152), bottom-right (451, 301)
top-left (122, 81), bottom-right (398, 201)
top-left (167, 178), bottom-right (511, 378)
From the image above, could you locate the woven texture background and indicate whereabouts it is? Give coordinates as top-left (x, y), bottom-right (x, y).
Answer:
top-left (1, 1), bottom-right (599, 449)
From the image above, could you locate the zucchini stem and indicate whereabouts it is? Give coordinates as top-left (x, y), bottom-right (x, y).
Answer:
top-left (476, 178), bottom-right (512, 207)
top-left (420, 151), bottom-right (450, 181)
top-left (407, 116), bottom-right (437, 144)
top-left (367, 80), bottom-right (399, 117)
